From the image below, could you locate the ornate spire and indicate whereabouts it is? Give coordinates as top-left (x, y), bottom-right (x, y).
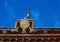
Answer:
top-left (27, 7), bottom-right (30, 19)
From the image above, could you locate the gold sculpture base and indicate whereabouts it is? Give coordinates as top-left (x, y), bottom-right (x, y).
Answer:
top-left (22, 31), bottom-right (26, 33)
top-left (22, 29), bottom-right (26, 33)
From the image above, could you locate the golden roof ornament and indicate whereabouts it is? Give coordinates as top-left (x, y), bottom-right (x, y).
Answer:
top-left (20, 18), bottom-right (30, 33)
top-left (11, 7), bottom-right (37, 33)
top-left (20, 8), bottom-right (31, 29)
top-left (19, 8), bottom-right (31, 33)
top-left (20, 18), bottom-right (30, 29)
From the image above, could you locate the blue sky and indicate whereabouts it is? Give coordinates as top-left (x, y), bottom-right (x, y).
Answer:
top-left (0, 0), bottom-right (60, 28)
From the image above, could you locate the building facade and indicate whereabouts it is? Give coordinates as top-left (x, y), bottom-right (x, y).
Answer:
top-left (0, 8), bottom-right (60, 42)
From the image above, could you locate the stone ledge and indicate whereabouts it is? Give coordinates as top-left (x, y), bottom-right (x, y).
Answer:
top-left (0, 34), bottom-right (60, 37)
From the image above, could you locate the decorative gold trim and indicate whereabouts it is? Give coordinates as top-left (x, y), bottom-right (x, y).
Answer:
top-left (28, 39), bottom-right (31, 41)
top-left (16, 38), bottom-right (18, 41)
top-left (9, 38), bottom-right (11, 41)
top-left (47, 38), bottom-right (50, 40)
top-left (35, 39), bottom-right (37, 40)
top-left (54, 37), bottom-right (57, 40)
top-left (2, 37), bottom-right (4, 41)
top-left (22, 39), bottom-right (24, 41)
top-left (41, 38), bottom-right (44, 40)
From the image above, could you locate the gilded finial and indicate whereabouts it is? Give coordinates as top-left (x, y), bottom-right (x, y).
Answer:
top-left (27, 7), bottom-right (30, 19)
